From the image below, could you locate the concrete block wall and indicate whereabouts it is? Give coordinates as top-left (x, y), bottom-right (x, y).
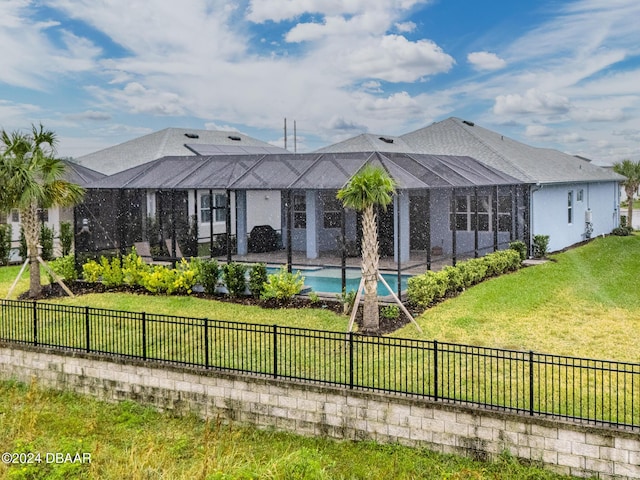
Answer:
top-left (1, 343), bottom-right (639, 479)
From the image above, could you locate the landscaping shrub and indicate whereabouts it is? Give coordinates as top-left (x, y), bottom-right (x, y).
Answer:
top-left (193, 258), bottom-right (219, 294)
top-left (139, 265), bottom-right (174, 294)
top-left (100, 256), bottom-right (124, 288)
top-left (408, 249), bottom-right (522, 309)
top-left (168, 259), bottom-right (198, 294)
top-left (612, 226), bottom-right (633, 236)
top-left (440, 265), bottom-right (464, 293)
top-left (122, 248), bottom-right (150, 286)
top-left (456, 257), bottom-right (488, 288)
top-left (261, 266), bottom-right (304, 301)
top-left (59, 222), bottom-right (73, 256)
top-left (381, 305), bottom-right (400, 320)
top-left (336, 289), bottom-right (357, 315)
top-left (47, 254), bottom-right (78, 283)
top-left (40, 224), bottom-right (54, 261)
top-left (222, 262), bottom-right (247, 297)
top-left (82, 259), bottom-right (103, 282)
top-left (407, 270), bottom-right (448, 308)
top-left (482, 249), bottom-right (521, 277)
top-left (249, 263), bottom-right (268, 298)
top-left (0, 224), bottom-right (11, 266)
top-left (532, 234), bottom-right (550, 258)
top-left (509, 240), bottom-right (528, 261)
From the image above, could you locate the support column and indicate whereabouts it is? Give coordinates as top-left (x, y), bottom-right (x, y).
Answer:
top-left (236, 191), bottom-right (248, 256)
top-left (393, 192), bottom-right (409, 263)
top-left (285, 190), bottom-right (292, 272)
top-left (225, 189), bottom-right (232, 263)
top-left (493, 185), bottom-right (499, 251)
top-left (341, 205), bottom-right (346, 293)
top-left (474, 187), bottom-right (479, 258)
top-left (451, 189), bottom-right (457, 266)
top-left (305, 190), bottom-right (318, 259)
top-left (426, 190), bottom-right (432, 270)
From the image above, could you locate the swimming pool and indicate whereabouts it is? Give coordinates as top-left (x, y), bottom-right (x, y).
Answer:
top-left (267, 267), bottom-right (410, 296)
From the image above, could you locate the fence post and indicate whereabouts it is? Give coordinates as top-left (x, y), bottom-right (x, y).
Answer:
top-left (529, 350), bottom-right (534, 416)
top-left (85, 306), bottom-right (90, 353)
top-left (349, 331), bottom-right (354, 389)
top-left (434, 340), bottom-right (439, 401)
top-left (32, 300), bottom-right (38, 346)
top-left (204, 318), bottom-right (209, 369)
top-left (142, 312), bottom-right (147, 360)
top-left (273, 324), bottom-right (278, 379)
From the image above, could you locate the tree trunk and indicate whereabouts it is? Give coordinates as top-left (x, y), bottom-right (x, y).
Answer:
top-left (360, 204), bottom-right (379, 334)
top-left (626, 185), bottom-right (634, 228)
top-left (21, 202), bottom-right (41, 298)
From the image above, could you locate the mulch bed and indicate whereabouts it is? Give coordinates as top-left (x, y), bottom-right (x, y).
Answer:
top-left (20, 282), bottom-right (417, 335)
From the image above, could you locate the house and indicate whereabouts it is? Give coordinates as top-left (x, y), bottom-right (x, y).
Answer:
top-left (317, 118), bottom-right (625, 253)
top-left (76, 127), bottom-right (289, 175)
top-left (77, 151), bottom-right (528, 281)
top-left (0, 160), bottom-right (104, 262)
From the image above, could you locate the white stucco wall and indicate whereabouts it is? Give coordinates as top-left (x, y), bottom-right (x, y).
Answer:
top-left (531, 182), bottom-right (619, 252)
top-left (246, 190), bottom-right (281, 232)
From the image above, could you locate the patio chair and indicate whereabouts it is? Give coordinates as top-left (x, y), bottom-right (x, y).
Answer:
top-left (133, 242), bottom-right (171, 266)
top-left (165, 239), bottom-right (184, 259)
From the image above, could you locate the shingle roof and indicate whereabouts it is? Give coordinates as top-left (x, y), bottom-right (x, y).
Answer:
top-left (318, 117), bottom-right (624, 185)
top-left (61, 160), bottom-right (105, 186)
top-left (401, 118), bottom-right (625, 184)
top-left (75, 127), bottom-right (288, 175)
top-left (87, 151), bottom-right (525, 191)
top-left (314, 133), bottom-right (414, 153)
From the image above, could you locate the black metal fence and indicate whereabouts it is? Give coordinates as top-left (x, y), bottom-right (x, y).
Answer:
top-left (1, 299), bottom-right (638, 430)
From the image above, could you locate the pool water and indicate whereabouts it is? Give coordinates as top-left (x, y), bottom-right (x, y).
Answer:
top-left (267, 267), bottom-right (410, 296)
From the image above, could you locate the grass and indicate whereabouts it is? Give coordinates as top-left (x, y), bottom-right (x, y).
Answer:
top-left (1, 237), bottom-right (635, 478)
top-left (394, 234), bottom-right (640, 362)
top-left (2, 234), bottom-right (639, 363)
top-left (0, 380), bottom-right (579, 480)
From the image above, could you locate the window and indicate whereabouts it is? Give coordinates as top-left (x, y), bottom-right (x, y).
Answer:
top-left (322, 193), bottom-right (342, 229)
top-left (38, 208), bottom-right (49, 222)
top-left (451, 194), bottom-right (491, 231)
top-left (200, 193), bottom-right (227, 223)
top-left (498, 194), bottom-right (513, 231)
top-left (293, 194), bottom-right (306, 228)
top-left (577, 189), bottom-right (584, 202)
top-left (568, 191), bottom-right (574, 224)
top-left (11, 209), bottom-right (19, 222)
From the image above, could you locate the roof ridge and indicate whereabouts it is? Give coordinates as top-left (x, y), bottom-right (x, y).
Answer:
top-left (451, 119), bottom-right (534, 182)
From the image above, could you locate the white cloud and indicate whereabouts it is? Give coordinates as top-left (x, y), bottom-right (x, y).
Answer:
top-left (246, 0), bottom-right (428, 23)
top-left (467, 51), bottom-right (506, 71)
top-left (493, 89), bottom-right (572, 116)
top-left (0, 1), bottom-right (100, 89)
top-left (525, 125), bottom-right (555, 138)
top-left (343, 35), bottom-right (454, 82)
top-left (395, 21), bottom-right (416, 33)
top-left (66, 110), bottom-right (112, 121)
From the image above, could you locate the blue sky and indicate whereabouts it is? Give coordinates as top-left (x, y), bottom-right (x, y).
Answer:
top-left (1, 0), bottom-right (639, 164)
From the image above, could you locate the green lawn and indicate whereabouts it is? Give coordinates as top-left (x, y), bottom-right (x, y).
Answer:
top-left (0, 381), bottom-right (578, 480)
top-left (2, 233), bottom-right (639, 362)
top-left (395, 234), bottom-right (640, 362)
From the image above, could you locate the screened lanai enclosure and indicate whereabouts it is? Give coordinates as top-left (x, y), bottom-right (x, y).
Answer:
top-left (75, 152), bottom-right (530, 296)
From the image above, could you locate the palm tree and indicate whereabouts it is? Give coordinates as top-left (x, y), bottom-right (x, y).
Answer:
top-left (613, 159), bottom-right (640, 229)
top-left (337, 165), bottom-right (396, 334)
top-left (0, 124), bottom-right (85, 297)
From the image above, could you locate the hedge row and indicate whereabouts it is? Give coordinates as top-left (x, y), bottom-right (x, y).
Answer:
top-left (407, 249), bottom-right (522, 309)
top-left (78, 248), bottom-right (303, 300)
